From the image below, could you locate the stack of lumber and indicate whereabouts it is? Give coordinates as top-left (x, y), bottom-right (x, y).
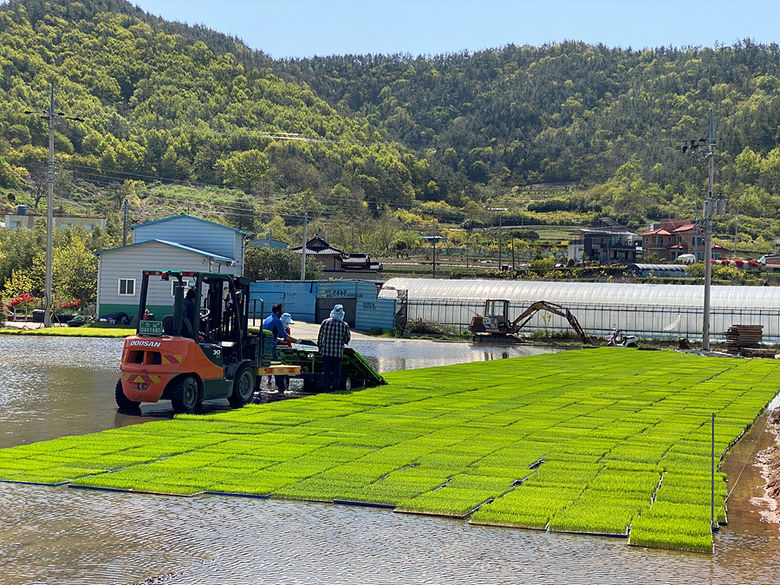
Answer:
top-left (741, 347), bottom-right (777, 359)
top-left (724, 324), bottom-right (765, 354)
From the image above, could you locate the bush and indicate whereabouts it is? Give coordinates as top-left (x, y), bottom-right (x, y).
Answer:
top-left (405, 318), bottom-right (447, 335)
top-left (530, 258), bottom-right (555, 276)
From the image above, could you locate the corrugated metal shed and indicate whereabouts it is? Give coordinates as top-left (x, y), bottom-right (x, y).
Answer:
top-left (249, 281), bottom-right (317, 322)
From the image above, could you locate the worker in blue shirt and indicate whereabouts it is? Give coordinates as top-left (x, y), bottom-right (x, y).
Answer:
top-left (262, 303), bottom-right (299, 393)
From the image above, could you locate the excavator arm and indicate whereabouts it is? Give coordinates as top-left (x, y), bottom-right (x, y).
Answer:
top-left (510, 301), bottom-right (596, 345)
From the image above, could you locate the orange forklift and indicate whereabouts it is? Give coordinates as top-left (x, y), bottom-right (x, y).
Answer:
top-left (115, 270), bottom-right (278, 414)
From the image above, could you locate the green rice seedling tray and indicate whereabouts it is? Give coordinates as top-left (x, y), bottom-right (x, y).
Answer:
top-left (1, 478), bottom-right (69, 487)
top-left (1, 348), bottom-right (778, 553)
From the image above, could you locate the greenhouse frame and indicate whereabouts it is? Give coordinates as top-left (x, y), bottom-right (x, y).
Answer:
top-left (379, 278), bottom-right (780, 342)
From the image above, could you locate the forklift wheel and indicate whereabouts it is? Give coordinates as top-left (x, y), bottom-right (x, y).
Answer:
top-left (115, 379), bottom-right (141, 412)
top-left (170, 375), bottom-right (201, 414)
top-left (229, 365), bottom-right (256, 407)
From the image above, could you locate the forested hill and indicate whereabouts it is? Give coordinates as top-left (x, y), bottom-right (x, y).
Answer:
top-left (280, 43), bottom-right (780, 226)
top-left (1, 0), bottom-right (780, 241)
top-left (0, 0), bottom-right (426, 226)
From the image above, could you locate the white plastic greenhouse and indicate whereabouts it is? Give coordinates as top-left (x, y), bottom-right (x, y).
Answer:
top-left (379, 278), bottom-right (780, 342)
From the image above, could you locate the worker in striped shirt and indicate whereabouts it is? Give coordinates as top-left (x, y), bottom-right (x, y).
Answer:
top-left (317, 304), bottom-right (351, 392)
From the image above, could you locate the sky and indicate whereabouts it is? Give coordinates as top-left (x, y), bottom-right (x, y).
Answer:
top-left (126, 0), bottom-right (780, 59)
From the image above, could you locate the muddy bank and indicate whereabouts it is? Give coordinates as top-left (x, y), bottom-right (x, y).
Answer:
top-left (752, 409), bottom-right (780, 523)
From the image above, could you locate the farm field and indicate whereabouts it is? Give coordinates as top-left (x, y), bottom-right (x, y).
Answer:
top-left (0, 348), bottom-right (776, 553)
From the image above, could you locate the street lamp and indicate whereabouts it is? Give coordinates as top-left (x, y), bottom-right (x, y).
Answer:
top-left (422, 234), bottom-right (443, 278)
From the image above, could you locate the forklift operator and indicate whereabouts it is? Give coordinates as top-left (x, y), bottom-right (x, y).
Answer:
top-left (182, 288), bottom-right (197, 333)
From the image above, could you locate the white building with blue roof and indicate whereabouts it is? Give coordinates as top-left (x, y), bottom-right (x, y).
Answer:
top-left (94, 214), bottom-right (250, 321)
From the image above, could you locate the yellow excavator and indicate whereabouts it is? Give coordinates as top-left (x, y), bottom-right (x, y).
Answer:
top-left (469, 299), bottom-right (598, 345)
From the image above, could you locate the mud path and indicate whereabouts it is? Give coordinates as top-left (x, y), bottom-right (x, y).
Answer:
top-left (751, 410), bottom-right (780, 523)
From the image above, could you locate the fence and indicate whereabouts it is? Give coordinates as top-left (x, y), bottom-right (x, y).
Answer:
top-left (405, 298), bottom-right (780, 343)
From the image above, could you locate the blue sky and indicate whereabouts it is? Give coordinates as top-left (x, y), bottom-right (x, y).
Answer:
top-left (127, 0), bottom-right (780, 58)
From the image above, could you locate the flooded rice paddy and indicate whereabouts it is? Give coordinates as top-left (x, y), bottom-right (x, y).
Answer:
top-left (1, 335), bottom-right (779, 584)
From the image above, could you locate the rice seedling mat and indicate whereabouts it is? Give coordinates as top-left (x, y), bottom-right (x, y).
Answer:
top-left (1, 348), bottom-right (777, 553)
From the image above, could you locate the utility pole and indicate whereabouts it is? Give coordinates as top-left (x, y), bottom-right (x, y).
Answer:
top-left (25, 83), bottom-right (83, 327)
top-left (498, 213), bottom-right (503, 270)
top-left (122, 198), bottom-right (129, 246)
top-left (44, 85), bottom-right (55, 327)
top-left (680, 109), bottom-right (724, 351)
top-left (487, 207), bottom-right (508, 271)
top-left (511, 235), bottom-right (516, 271)
top-left (734, 214), bottom-right (738, 257)
top-left (300, 212), bottom-right (308, 280)
top-left (702, 109), bottom-right (726, 351)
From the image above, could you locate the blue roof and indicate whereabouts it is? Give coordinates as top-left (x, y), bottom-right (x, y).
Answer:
top-left (94, 239), bottom-right (236, 264)
top-left (130, 213), bottom-right (252, 236)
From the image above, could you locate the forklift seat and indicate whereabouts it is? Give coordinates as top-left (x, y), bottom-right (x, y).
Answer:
top-left (162, 314), bottom-right (193, 337)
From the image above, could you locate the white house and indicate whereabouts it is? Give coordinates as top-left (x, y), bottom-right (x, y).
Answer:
top-left (4, 212), bottom-right (105, 231)
top-left (94, 215), bottom-right (250, 320)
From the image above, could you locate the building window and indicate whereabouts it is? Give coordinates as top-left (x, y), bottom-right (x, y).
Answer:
top-left (171, 281), bottom-right (193, 296)
top-left (118, 278), bottom-right (135, 296)
top-left (85, 224), bottom-right (94, 231)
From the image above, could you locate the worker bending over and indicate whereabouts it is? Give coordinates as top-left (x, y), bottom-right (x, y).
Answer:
top-left (263, 303), bottom-right (299, 393)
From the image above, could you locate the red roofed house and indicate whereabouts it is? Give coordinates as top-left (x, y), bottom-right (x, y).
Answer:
top-left (640, 218), bottom-right (727, 261)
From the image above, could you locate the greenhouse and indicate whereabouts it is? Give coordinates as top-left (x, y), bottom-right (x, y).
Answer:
top-left (379, 278), bottom-right (780, 342)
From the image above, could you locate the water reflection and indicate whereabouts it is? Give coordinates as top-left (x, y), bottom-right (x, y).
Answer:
top-left (0, 335), bottom-right (778, 584)
top-left (350, 338), bottom-right (561, 372)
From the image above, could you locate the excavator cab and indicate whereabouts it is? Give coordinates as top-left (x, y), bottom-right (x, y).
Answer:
top-left (475, 300), bottom-right (512, 335)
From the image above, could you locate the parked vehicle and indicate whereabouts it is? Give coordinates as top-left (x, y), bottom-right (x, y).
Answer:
top-left (608, 329), bottom-right (638, 348)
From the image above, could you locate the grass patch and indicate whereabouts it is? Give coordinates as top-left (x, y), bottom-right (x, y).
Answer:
top-left (0, 327), bottom-right (134, 338)
top-left (0, 348), bottom-right (777, 552)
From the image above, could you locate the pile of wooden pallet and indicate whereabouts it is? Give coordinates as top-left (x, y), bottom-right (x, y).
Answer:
top-left (725, 324), bottom-right (775, 358)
